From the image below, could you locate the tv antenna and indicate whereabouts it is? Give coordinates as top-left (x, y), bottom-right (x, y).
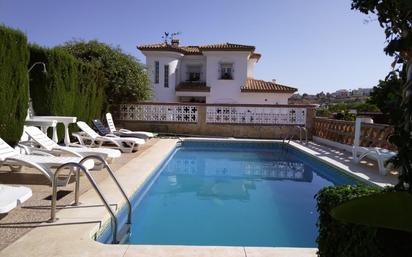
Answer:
top-left (162, 32), bottom-right (181, 44)
top-left (162, 32), bottom-right (169, 44)
top-left (171, 32), bottom-right (180, 40)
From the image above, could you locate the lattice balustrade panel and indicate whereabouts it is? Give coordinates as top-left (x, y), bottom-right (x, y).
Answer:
top-left (118, 104), bottom-right (198, 123)
top-left (206, 106), bottom-right (306, 125)
top-left (314, 118), bottom-right (395, 150)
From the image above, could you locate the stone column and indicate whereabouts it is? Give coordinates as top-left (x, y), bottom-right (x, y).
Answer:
top-left (305, 107), bottom-right (316, 139)
top-left (197, 104), bottom-right (207, 136)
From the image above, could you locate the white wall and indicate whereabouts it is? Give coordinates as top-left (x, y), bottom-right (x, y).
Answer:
top-left (179, 56), bottom-right (207, 82)
top-left (203, 51), bottom-right (249, 104)
top-left (237, 92), bottom-right (294, 104)
top-left (247, 58), bottom-right (257, 78)
top-left (144, 51), bottom-right (183, 102)
top-left (142, 50), bottom-right (293, 105)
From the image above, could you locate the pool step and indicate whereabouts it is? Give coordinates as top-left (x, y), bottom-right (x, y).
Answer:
top-left (117, 223), bottom-right (131, 243)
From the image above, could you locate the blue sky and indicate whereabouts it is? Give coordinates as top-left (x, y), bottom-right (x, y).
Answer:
top-left (0, 0), bottom-right (392, 94)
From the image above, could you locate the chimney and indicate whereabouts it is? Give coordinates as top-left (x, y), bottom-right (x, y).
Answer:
top-left (171, 39), bottom-right (180, 47)
top-left (272, 79), bottom-right (277, 83)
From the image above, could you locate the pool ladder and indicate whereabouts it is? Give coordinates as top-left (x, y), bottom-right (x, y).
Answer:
top-left (282, 126), bottom-right (308, 149)
top-left (296, 126), bottom-right (308, 145)
top-left (49, 155), bottom-right (132, 244)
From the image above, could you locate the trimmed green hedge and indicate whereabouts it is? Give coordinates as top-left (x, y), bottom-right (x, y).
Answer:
top-left (0, 26), bottom-right (29, 145)
top-left (316, 185), bottom-right (412, 257)
top-left (29, 45), bottom-right (105, 139)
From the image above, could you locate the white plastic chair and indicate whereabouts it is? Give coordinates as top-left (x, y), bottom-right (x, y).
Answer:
top-left (0, 185), bottom-right (32, 214)
top-left (74, 121), bottom-right (145, 153)
top-left (23, 126), bottom-right (121, 163)
top-left (352, 117), bottom-right (396, 175)
top-left (106, 113), bottom-right (155, 138)
top-left (0, 138), bottom-right (94, 186)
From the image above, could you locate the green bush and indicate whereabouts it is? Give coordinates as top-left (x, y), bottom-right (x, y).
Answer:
top-left (316, 108), bottom-right (332, 118)
top-left (28, 45), bottom-right (105, 138)
top-left (316, 185), bottom-right (412, 257)
top-left (58, 40), bottom-right (151, 104)
top-left (0, 25), bottom-right (29, 145)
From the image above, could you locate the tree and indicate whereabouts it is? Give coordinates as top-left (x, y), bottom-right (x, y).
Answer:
top-left (352, 0), bottom-right (412, 191)
top-left (323, 2), bottom-right (412, 253)
top-left (59, 40), bottom-right (152, 104)
top-left (368, 68), bottom-right (405, 125)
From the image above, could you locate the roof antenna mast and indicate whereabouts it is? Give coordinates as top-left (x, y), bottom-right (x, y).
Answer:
top-left (162, 32), bottom-right (170, 44)
top-left (171, 32), bottom-right (180, 40)
top-left (162, 32), bottom-right (181, 45)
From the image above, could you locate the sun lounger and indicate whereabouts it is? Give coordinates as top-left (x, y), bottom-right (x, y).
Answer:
top-left (0, 138), bottom-right (94, 186)
top-left (106, 112), bottom-right (155, 138)
top-left (0, 185), bottom-right (32, 213)
top-left (92, 119), bottom-right (149, 140)
top-left (352, 117), bottom-right (396, 175)
top-left (23, 126), bottom-right (121, 163)
top-left (74, 121), bottom-right (145, 153)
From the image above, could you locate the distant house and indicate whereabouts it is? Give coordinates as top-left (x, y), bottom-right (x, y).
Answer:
top-left (137, 40), bottom-right (297, 104)
top-left (332, 89), bottom-right (350, 98)
top-left (352, 88), bottom-right (373, 97)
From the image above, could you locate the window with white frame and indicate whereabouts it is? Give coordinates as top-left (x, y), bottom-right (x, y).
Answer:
top-left (186, 65), bottom-right (202, 81)
top-left (154, 61), bottom-right (159, 84)
top-left (219, 63), bottom-right (234, 80)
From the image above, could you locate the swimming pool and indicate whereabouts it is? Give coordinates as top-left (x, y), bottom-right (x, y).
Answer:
top-left (98, 140), bottom-right (362, 247)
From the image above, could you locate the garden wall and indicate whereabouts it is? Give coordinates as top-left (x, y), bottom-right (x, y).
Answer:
top-left (111, 102), bottom-right (316, 139)
top-left (313, 117), bottom-right (395, 150)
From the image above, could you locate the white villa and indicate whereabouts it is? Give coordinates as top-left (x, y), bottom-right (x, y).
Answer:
top-left (138, 40), bottom-right (297, 104)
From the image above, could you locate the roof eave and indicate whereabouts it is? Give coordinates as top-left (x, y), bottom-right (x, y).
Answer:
top-left (240, 89), bottom-right (297, 93)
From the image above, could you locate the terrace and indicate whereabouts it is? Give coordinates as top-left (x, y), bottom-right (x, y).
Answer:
top-left (0, 100), bottom-right (399, 256)
top-left (0, 136), bottom-right (397, 257)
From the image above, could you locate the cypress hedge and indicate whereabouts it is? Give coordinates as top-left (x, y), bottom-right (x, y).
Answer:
top-left (0, 26), bottom-right (29, 145)
top-left (29, 45), bottom-right (105, 139)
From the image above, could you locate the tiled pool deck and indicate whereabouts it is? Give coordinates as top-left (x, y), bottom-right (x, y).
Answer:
top-left (0, 138), bottom-right (396, 257)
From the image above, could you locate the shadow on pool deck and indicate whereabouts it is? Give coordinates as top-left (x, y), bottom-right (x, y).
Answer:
top-left (0, 138), bottom-right (159, 251)
top-left (291, 140), bottom-right (397, 186)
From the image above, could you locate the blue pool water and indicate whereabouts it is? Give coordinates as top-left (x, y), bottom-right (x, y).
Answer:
top-left (100, 141), bottom-right (362, 247)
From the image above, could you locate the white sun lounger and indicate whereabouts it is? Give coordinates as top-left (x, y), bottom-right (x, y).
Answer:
top-left (74, 121), bottom-right (145, 153)
top-left (0, 138), bottom-right (94, 186)
top-left (106, 113), bottom-right (155, 138)
top-left (23, 126), bottom-right (121, 163)
top-left (0, 185), bottom-right (32, 214)
top-left (352, 117), bottom-right (396, 175)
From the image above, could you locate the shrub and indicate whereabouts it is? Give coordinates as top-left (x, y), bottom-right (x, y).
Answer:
top-left (334, 111), bottom-right (356, 121)
top-left (316, 108), bottom-right (332, 118)
top-left (58, 40), bottom-right (151, 104)
top-left (368, 69), bottom-right (404, 125)
top-left (28, 45), bottom-right (105, 138)
top-left (316, 185), bottom-right (412, 257)
top-left (0, 25), bottom-right (29, 145)
top-left (316, 185), bottom-right (381, 257)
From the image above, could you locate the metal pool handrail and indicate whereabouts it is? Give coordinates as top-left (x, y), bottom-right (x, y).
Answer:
top-left (49, 157), bottom-right (132, 244)
top-left (49, 162), bottom-right (119, 243)
top-left (295, 126), bottom-right (308, 145)
top-left (80, 155), bottom-right (132, 225)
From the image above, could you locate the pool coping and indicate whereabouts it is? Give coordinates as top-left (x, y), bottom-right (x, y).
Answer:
top-left (0, 138), bottom-right (393, 257)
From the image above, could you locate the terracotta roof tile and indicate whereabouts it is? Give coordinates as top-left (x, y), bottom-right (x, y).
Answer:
top-left (250, 53), bottom-right (261, 60)
top-left (241, 79), bottom-right (297, 93)
top-left (137, 43), bottom-right (186, 54)
top-left (180, 46), bottom-right (202, 55)
top-left (137, 42), bottom-right (256, 54)
top-left (198, 43), bottom-right (255, 51)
